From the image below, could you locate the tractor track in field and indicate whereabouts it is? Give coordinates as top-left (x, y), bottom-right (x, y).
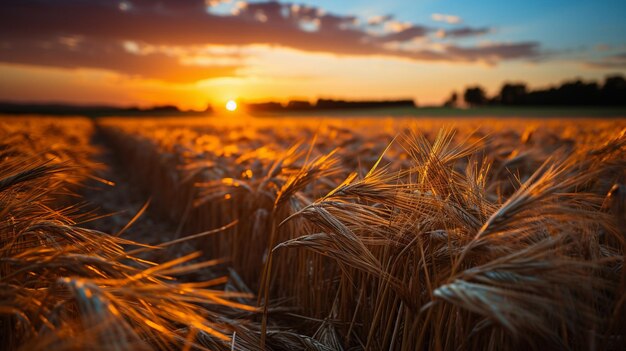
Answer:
top-left (80, 121), bottom-right (221, 265)
top-left (81, 121), bottom-right (228, 281)
top-left (80, 119), bottom-right (230, 283)
top-left (81, 121), bottom-right (174, 244)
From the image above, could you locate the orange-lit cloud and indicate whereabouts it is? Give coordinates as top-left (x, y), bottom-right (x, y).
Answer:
top-left (0, 39), bottom-right (240, 83)
top-left (0, 0), bottom-right (541, 84)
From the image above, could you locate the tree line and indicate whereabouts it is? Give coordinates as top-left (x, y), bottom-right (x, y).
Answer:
top-left (245, 99), bottom-right (415, 112)
top-left (445, 74), bottom-right (626, 107)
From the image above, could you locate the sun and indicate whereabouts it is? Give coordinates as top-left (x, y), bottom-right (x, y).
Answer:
top-left (225, 99), bottom-right (237, 112)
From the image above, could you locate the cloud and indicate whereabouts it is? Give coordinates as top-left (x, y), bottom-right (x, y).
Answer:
top-left (379, 25), bottom-right (431, 42)
top-left (444, 42), bottom-right (541, 63)
top-left (437, 27), bottom-right (491, 39)
top-left (431, 13), bottom-right (462, 24)
top-left (129, 0), bottom-right (207, 11)
top-left (0, 0), bottom-right (542, 82)
top-left (206, 0), bottom-right (232, 7)
top-left (585, 53), bottom-right (626, 69)
top-left (0, 38), bottom-right (240, 82)
top-left (367, 14), bottom-right (393, 26)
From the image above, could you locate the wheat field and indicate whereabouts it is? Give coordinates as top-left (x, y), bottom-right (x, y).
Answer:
top-left (1, 115), bottom-right (625, 350)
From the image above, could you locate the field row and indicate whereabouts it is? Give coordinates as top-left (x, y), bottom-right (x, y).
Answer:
top-left (0, 117), bottom-right (268, 350)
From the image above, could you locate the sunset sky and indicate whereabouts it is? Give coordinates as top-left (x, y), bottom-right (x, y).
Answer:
top-left (0, 0), bottom-right (625, 109)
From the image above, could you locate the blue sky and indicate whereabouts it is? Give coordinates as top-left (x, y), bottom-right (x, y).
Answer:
top-left (296, 0), bottom-right (626, 49)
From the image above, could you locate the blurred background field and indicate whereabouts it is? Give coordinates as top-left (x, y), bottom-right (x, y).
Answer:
top-left (247, 106), bottom-right (626, 118)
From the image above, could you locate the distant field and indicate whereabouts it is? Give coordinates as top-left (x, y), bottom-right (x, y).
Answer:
top-left (3, 105), bottom-right (626, 119)
top-left (1, 115), bottom-right (625, 350)
top-left (252, 106), bottom-right (626, 118)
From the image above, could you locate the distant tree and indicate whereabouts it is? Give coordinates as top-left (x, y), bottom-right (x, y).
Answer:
top-left (464, 86), bottom-right (487, 106)
top-left (555, 80), bottom-right (600, 105)
top-left (457, 75), bottom-right (625, 108)
top-left (245, 102), bottom-right (283, 112)
top-left (148, 105), bottom-right (179, 112)
top-left (286, 100), bottom-right (313, 110)
top-left (315, 99), bottom-right (415, 109)
top-left (498, 83), bottom-right (527, 105)
top-left (602, 75), bottom-right (626, 105)
top-left (443, 91), bottom-right (458, 107)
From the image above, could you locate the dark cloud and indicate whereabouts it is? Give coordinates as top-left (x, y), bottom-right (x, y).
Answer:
top-left (444, 42), bottom-right (541, 62)
top-left (585, 53), bottom-right (626, 69)
top-left (439, 27), bottom-right (491, 38)
top-left (239, 1), bottom-right (287, 22)
top-left (130, 0), bottom-right (206, 11)
top-left (288, 4), bottom-right (322, 20)
top-left (390, 42), bottom-right (541, 64)
top-left (379, 26), bottom-right (431, 43)
top-left (318, 14), bottom-right (358, 31)
top-left (0, 0), bottom-right (543, 82)
top-left (0, 38), bottom-right (239, 82)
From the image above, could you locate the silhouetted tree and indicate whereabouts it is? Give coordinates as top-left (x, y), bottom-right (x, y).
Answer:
top-left (286, 100), bottom-right (313, 110)
top-left (553, 80), bottom-right (600, 105)
top-left (464, 86), bottom-right (487, 106)
top-left (602, 75), bottom-right (626, 105)
top-left (244, 102), bottom-right (283, 112)
top-left (451, 75), bottom-right (626, 107)
top-left (498, 83), bottom-right (527, 105)
top-left (443, 91), bottom-right (458, 107)
top-left (316, 99), bottom-right (415, 109)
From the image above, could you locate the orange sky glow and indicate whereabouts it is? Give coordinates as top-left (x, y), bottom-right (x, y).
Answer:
top-left (0, 1), bottom-right (624, 109)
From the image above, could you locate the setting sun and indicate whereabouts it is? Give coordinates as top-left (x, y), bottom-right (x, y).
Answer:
top-left (225, 100), bottom-right (237, 112)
